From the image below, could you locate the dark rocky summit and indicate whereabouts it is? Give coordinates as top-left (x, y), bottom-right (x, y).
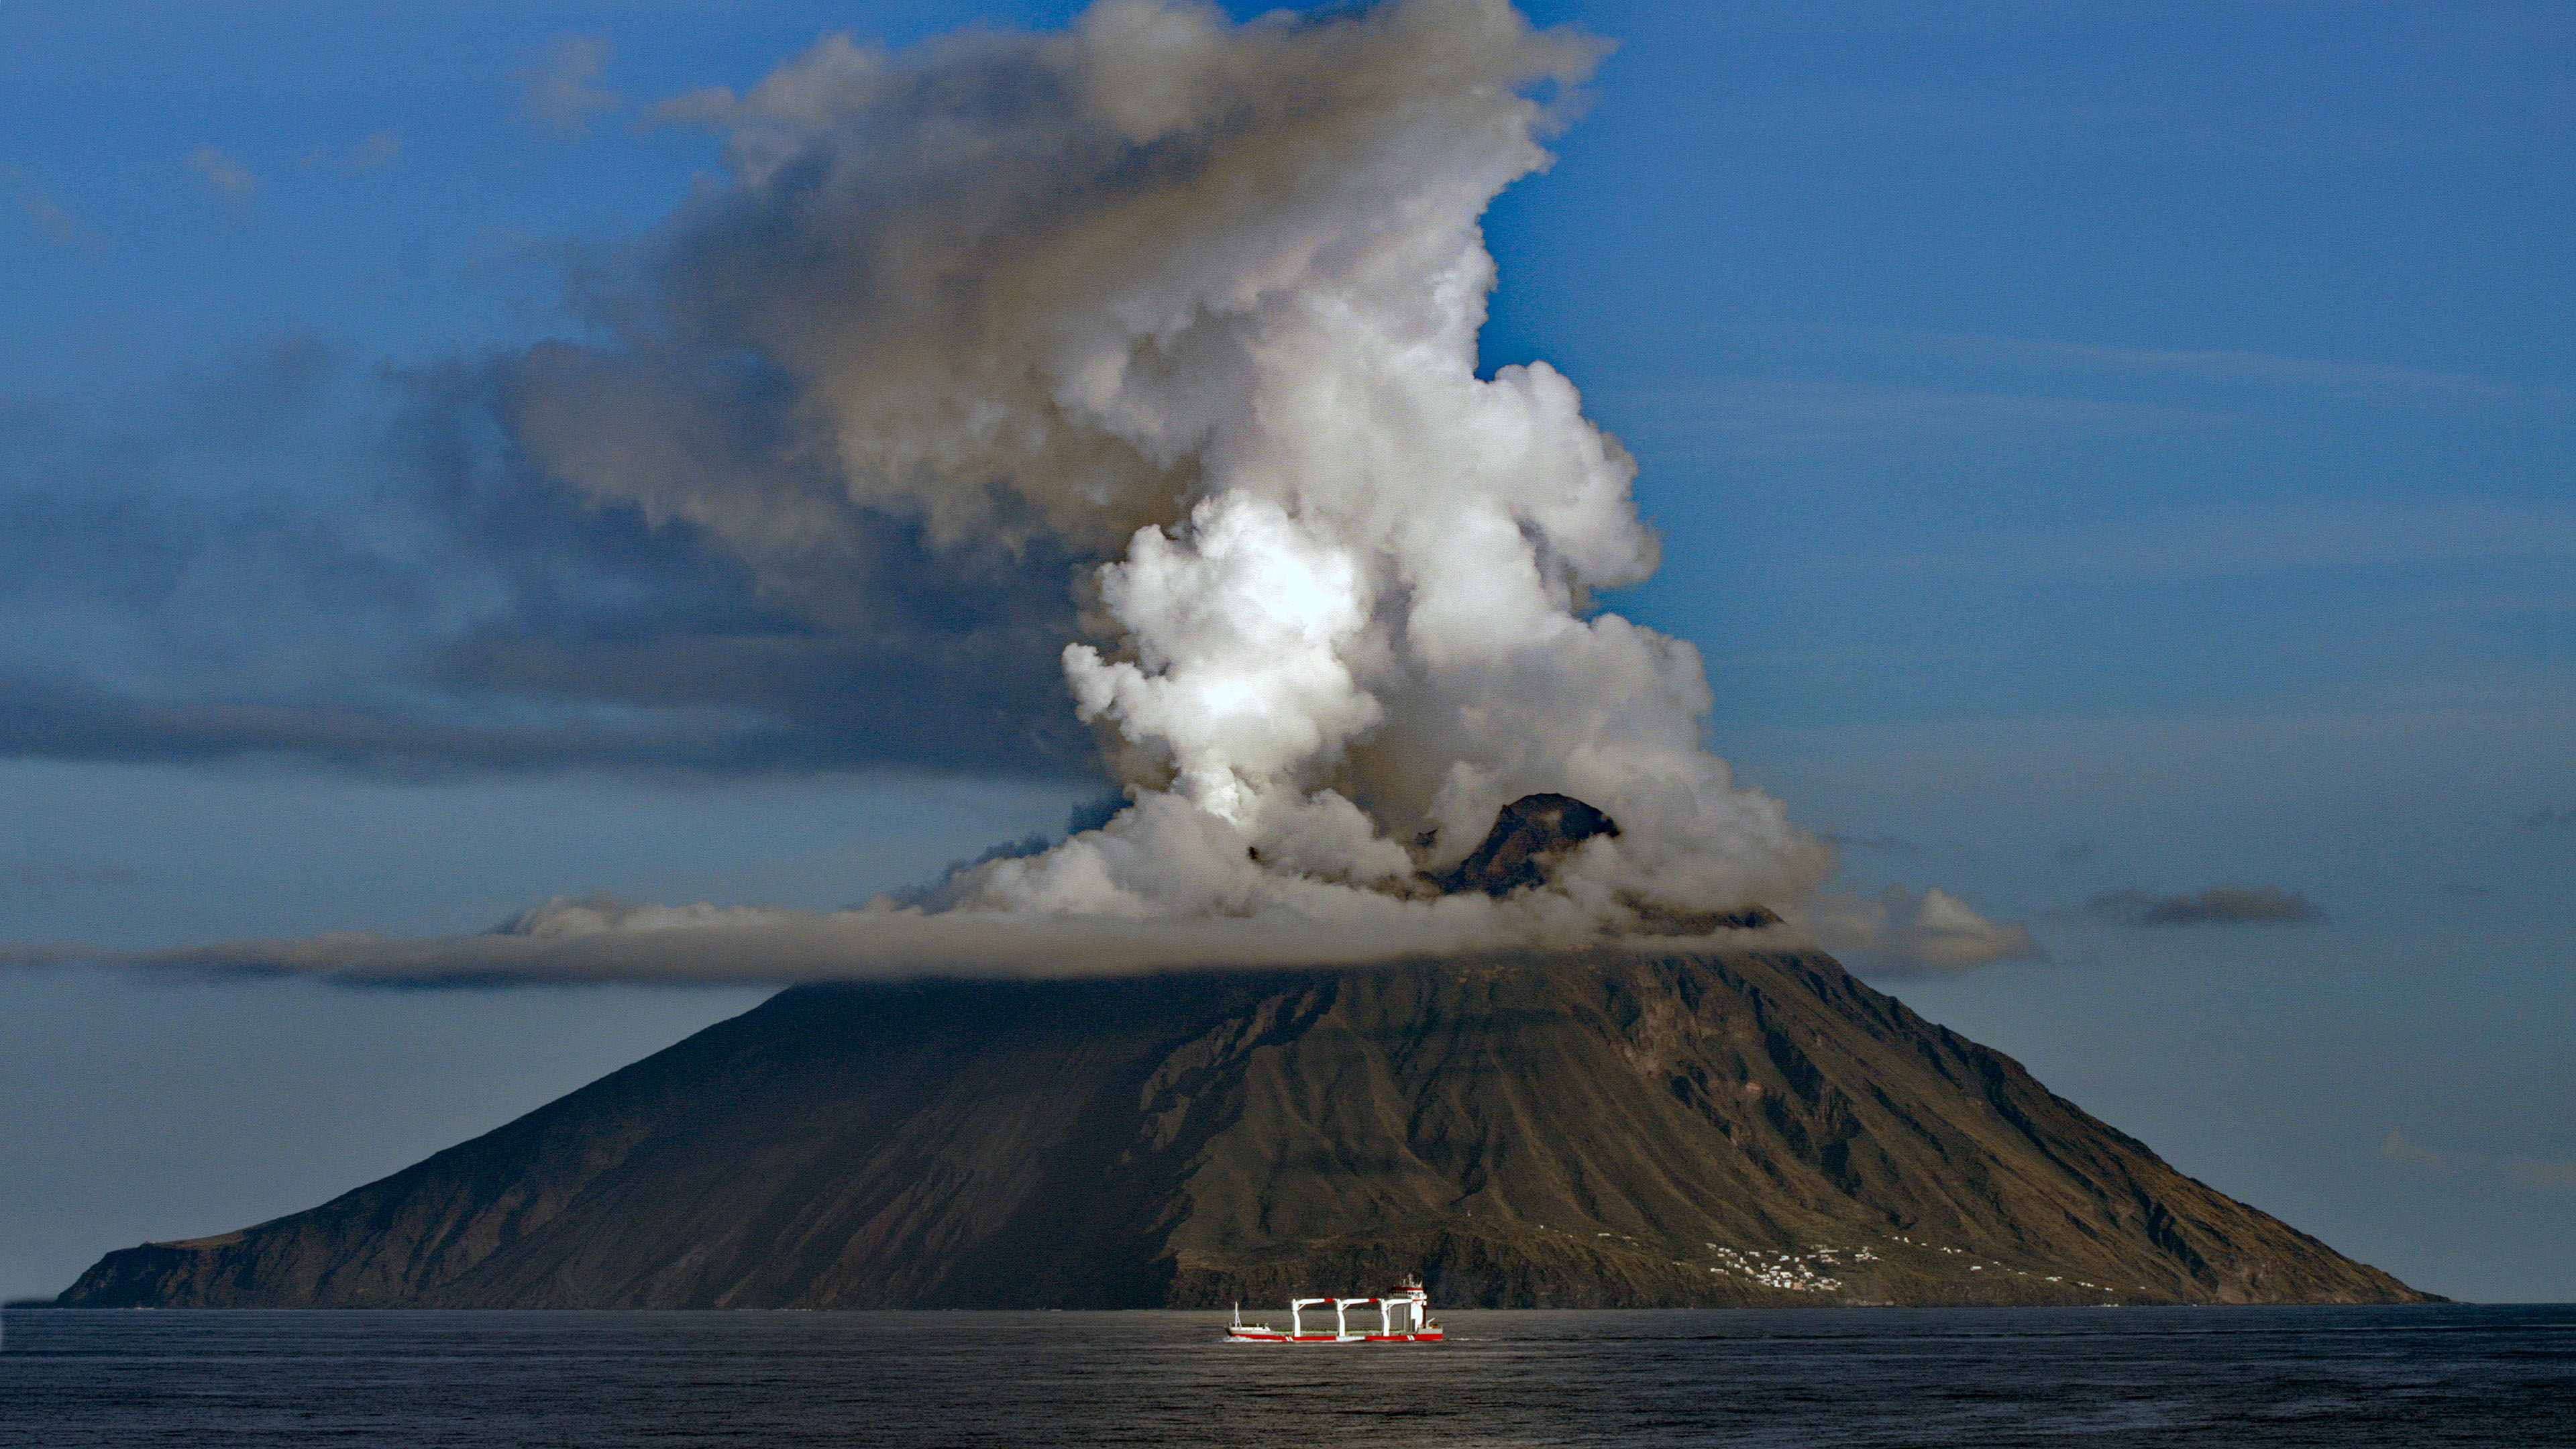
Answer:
top-left (1424, 793), bottom-right (1776, 932)
top-left (1428, 792), bottom-right (1619, 896)
top-left (60, 949), bottom-right (2430, 1309)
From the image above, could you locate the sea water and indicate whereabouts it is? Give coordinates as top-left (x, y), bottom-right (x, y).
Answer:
top-left (4, 1304), bottom-right (2568, 1446)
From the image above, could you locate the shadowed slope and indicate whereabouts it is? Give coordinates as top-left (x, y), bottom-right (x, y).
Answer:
top-left (58, 950), bottom-right (2431, 1308)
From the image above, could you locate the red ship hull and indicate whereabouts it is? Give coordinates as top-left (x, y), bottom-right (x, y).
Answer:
top-left (1224, 1328), bottom-right (1444, 1343)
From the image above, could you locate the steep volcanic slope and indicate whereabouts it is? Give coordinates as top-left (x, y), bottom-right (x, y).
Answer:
top-left (59, 951), bottom-right (2430, 1308)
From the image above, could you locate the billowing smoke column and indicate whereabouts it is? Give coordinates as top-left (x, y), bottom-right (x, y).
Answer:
top-left (132, 0), bottom-right (2031, 981)
top-left (525, 0), bottom-right (1817, 946)
top-left (902, 2), bottom-right (1835, 934)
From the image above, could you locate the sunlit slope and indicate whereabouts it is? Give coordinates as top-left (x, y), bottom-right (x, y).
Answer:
top-left (59, 952), bottom-right (2430, 1308)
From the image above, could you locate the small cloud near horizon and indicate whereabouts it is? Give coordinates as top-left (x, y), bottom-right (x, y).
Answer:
top-left (2380, 1129), bottom-right (2451, 1176)
top-left (2382, 1130), bottom-right (2576, 1193)
top-left (1819, 884), bottom-right (2044, 979)
top-left (2506, 1158), bottom-right (2576, 1191)
top-left (2083, 884), bottom-right (2326, 927)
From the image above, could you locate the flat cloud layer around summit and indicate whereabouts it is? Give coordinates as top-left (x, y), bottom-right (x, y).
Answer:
top-left (18, 882), bottom-right (2032, 986)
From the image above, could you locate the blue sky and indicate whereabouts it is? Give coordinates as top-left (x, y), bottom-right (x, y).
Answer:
top-left (2, 1), bottom-right (2569, 1302)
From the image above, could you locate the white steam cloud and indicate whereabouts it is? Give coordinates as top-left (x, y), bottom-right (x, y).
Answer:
top-left (17, 0), bottom-right (2035, 985)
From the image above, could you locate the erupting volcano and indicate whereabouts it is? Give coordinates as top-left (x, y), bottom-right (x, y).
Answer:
top-left (49, 1), bottom-right (2428, 1311)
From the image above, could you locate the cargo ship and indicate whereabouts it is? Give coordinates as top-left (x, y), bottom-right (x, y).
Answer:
top-left (1224, 1275), bottom-right (1442, 1342)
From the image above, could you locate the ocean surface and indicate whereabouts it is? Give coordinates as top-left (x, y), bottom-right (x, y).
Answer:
top-left (4, 1304), bottom-right (2568, 1446)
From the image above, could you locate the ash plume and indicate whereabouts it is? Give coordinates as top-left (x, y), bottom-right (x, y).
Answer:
top-left (518, 0), bottom-right (1828, 937)
top-left (9, 0), bottom-right (2035, 983)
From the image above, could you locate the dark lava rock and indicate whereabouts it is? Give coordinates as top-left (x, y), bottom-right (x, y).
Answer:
top-left (58, 949), bottom-right (2434, 1310)
top-left (1429, 792), bottom-right (1621, 896)
top-left (1425, 793), bottom-right (1776, 932)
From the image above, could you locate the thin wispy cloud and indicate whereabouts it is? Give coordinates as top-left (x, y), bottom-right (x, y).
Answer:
top-left (1841, 327), bottom-right (2571, 411)
top-left (1804, 497), bottom-right (2576, 581)
top-left (519, 35), bottom-right (619, 137)
top-left (1603, 377), bottom-right (2200, 460)
top-left (301, 132), bottom-right (401, 173)
top-left (18, 193), bottom-right (85, 243)
top-left (188, 146), bottom-right (258, 203)
top-left (1705, 64), bottom-right (2505, 170)
top-left (6, 166), bottom-right (97, 245)
top-left (4, 862), bottom-right (138, 892)
top-left (1823, 831), bottom-right (1925, 857)
top-left (2517, 806), bottom-right (2576, 830)
top-left (1608, 323), bottom-right (2567, 481)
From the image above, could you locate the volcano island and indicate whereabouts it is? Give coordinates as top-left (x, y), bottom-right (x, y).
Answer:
top-left (58, 800), bottom-right (2428, 1310)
